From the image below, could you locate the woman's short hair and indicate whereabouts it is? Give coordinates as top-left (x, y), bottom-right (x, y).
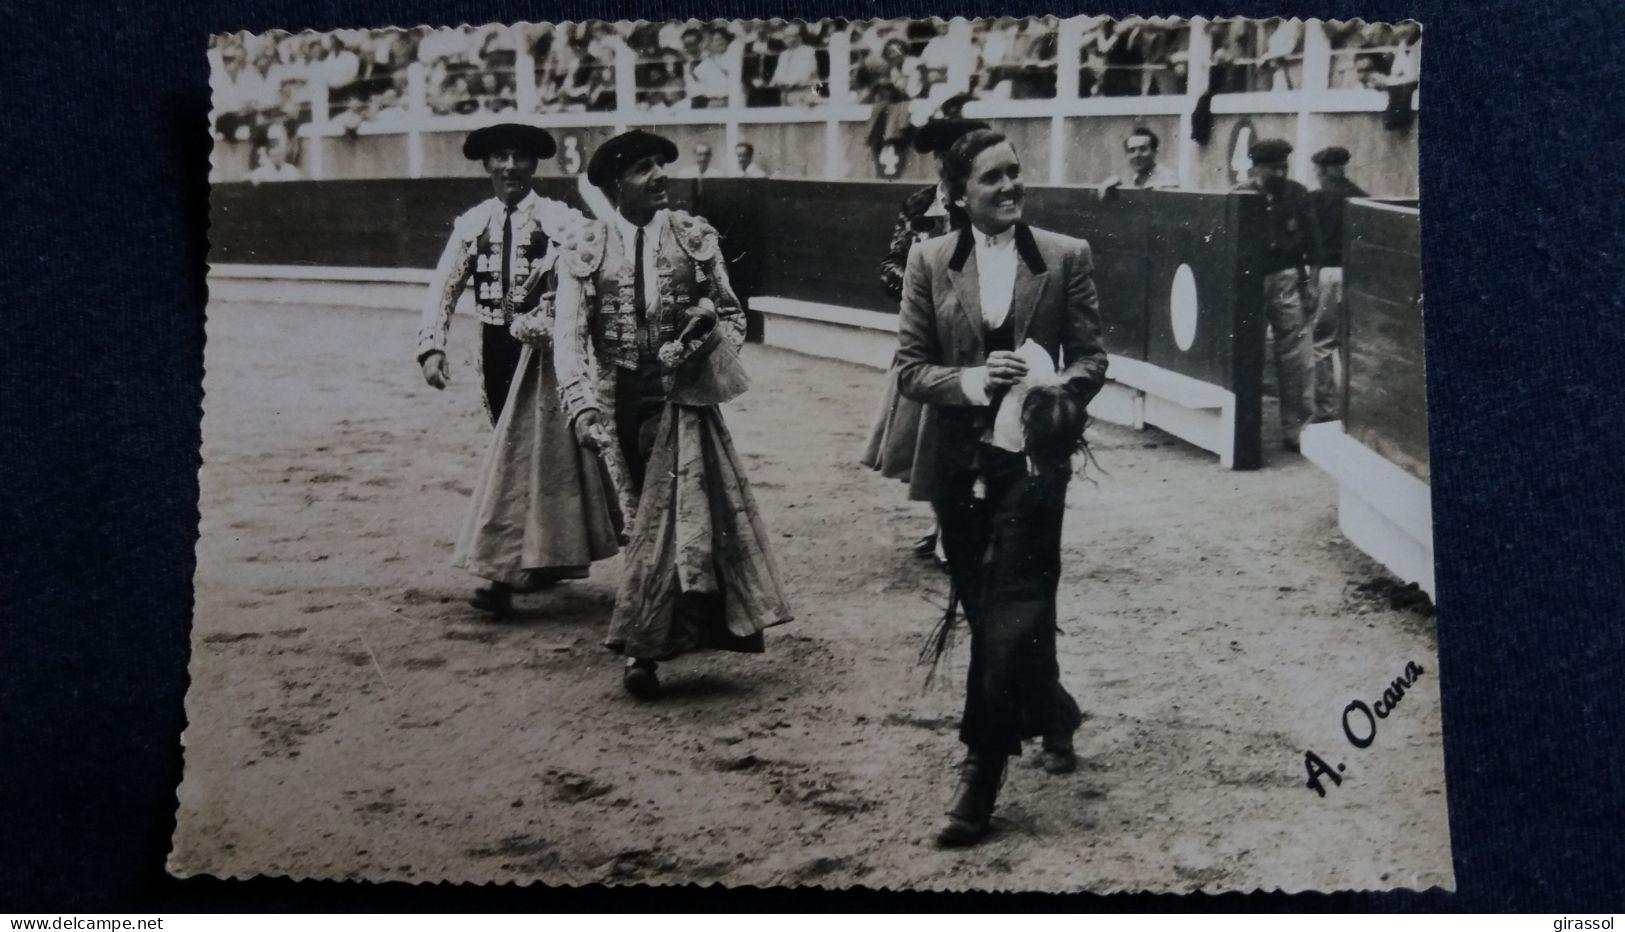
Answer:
top-left (941, 128), bottom-right (1010, 202)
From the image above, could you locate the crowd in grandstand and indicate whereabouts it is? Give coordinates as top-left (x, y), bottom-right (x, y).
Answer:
top-left (210, 18), bottom-right (1420, 178)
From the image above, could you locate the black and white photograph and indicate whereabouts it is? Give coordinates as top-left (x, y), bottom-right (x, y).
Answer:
top-left (176, 14), bottom-right (1445, 893)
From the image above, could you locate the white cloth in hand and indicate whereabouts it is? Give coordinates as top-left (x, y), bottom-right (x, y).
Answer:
top-left (991, 339), bottom-right (1067, 453)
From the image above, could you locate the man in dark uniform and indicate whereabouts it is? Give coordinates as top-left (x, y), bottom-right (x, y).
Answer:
top-left (868, 117), bottom-right (988, 561)
top-left (1233, 138), bottom-right (1321, 452)
top-left (895, 129), bottom-right (1109, 847)
top-left (416, 121), bottom-right (566, 425)
top-left (1309, 146), bottom-right (1368, 422)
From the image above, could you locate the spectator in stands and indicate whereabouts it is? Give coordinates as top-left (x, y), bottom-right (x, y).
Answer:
top-left (1004, 18), bottom-right (1058, 99)
top-left (881, 37), bottom-right (925, 99)
top-left (1134, 18), bottom-right (1188, 95)
top-left (534, 24), bottom-right (581, 112)
top-left (1386, 22), bottom-right (1422, 86)
top-left (1232, 138), bottom-right (1321, 453)
top-left (918, 26), bottom-right (958, 98)
top-left (245, 45), bottom-right (283, 110)
top-left (1075, 15), bottom-right (1113, 97)
top-left (735, 141), bottom-right (768, 178)
top-left (688, 27), bottom-right (736, 108)
top-left (768, 24), bottom-right (822, 106)
top-left (740, 22), bottom-right (783, 107)
top-left (1099, 18), bottom-right (1146, 96)
top-left (1258, 18), bottom-right (1303, 91)
top-left (310, 34), bottom-right (361, 91)
top-left (1308, 146), bottom-right (1368, 423)
top-left (975, 18), bottom-right (1018, 98)
top-left (1099, 126), bottom-right (1181, 194)
top-left (367, 87), bottom-right (410, 125)
top-left (679, 142), bottom-right (719, 178)
top-left (1354, 52), bottom-right (1390, 90)
top-left (247, 136), bottom-right (301, 184)
top-left (211, 41), bottom-right (267, 140)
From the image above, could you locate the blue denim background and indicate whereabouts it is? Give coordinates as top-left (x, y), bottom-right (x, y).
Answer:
top-left (1, 0), bottom-right (1621, 912)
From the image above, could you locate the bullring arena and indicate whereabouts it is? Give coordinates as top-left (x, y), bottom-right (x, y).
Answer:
top-left (175, 17), bottom-right (1448, 893)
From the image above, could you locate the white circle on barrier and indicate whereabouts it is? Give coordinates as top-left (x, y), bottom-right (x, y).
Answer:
top-left (1171, 263), bottom-right (1199, 352)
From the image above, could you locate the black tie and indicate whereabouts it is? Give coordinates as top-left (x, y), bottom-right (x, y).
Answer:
top-left (633, 226), bottom-right (647, 320)
top-left (501, 208), bottom-right (514, 294)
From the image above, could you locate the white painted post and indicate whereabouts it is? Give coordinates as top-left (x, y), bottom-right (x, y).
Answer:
top-left (1056, 16), bottom-right (1083, 103)
top-left (406, 61), bottom-right (426, 179)
top-left (1179, 17), bottom-right (1212, 189)
top-left (946, 17), bottom-right (974, 96)
top-left (825, 28), bottom-right (851, 179)
top-left (306, 79), bottom-right (328, 180)
top-left (1051, 16), bottom-right (1083, 185)
top-left (828, 26), bottom-right (851, 105)
top-left (1296, 19), bottom-right (1330, 183)
top-left (613, 34), bottom-right (637, 126)
top-left (514, 24), bottom-right (537, 113)
top-left (727, 34), bottom-right (746, 110)
top-left (725, 35), bottom-right (744, 174)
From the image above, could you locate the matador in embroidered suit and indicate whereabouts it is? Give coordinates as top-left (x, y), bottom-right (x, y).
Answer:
top-left (418, 122), bottom-right (620, 615)
top-left (552, 129), bottom-right (792, 699)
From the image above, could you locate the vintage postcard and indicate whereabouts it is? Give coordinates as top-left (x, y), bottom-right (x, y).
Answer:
top-left (176, 14), bottom-right (1445, 893)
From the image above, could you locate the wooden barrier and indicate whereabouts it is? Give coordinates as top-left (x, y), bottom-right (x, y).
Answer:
top-left (207, 177), bottom-right (1281, 468)
top-left (696, 180), bottom-right (1267, 468)
top-left (1301, 198), bottom-right (1431, 595)
top-left (1343, 199), bottom-right (1428, 482)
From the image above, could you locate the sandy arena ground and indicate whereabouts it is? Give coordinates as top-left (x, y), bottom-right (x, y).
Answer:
top-left (171, 299), bottom-right (1453, 894)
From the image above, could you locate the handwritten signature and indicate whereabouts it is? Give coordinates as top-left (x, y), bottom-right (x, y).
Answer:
top-left (1304, 660), bottom-right (1426, 797)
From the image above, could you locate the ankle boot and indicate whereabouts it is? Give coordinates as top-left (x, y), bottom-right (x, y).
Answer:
top-left (934, 751), bottom-right (1006, 848)
top-left (1038, 733), bottom-right (1078, 775)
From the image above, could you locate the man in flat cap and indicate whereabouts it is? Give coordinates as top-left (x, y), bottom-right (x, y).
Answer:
top-left (552, 129), bottom-right (793, 699)
top-left (1309, 146), bottom-right (1368, 422)
top-left (1233, 137), bottom-right (1321, 453)
top-left (416, 121), bottom-right (612, 614)
top-left (866, 116), bottom-right (989, 562)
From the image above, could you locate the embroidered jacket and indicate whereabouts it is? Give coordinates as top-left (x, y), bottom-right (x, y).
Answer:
top-left (415, 191), bottom-right (586, 361)
top-left (552, 209), bottom-right (744, 425)
top-left (879, 183), bottom-right (967, 303)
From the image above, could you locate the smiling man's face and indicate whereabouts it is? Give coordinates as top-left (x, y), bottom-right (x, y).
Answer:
top-left (484, 147), bottom-right (538, 205)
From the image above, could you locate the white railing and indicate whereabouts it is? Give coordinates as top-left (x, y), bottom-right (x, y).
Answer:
top-left (219, 18), bottom-right (1417, 186)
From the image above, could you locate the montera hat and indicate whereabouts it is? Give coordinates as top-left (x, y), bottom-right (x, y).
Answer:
top-left (1311, 145), bottom-right (1351, 166)
top-left (462, 122), bottom-right (557, 161)
top-left (914, 118), bottom-right (992, 154)
top-left (587, 129), bottom-right (679, 188)
top-left (1248, 138), bottom-right (1294, 164)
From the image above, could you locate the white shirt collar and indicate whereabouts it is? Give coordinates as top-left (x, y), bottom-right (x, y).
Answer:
top-left (492, 189), bottom-right (541, 220)
top-left (615, 207), bottom-right (667, 249)
top-left (974, 224), bottom-right (1018, 251)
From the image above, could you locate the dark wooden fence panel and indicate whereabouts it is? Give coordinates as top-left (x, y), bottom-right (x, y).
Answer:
top-left (1343, 200), bottom-right (1427, 481)
top-left (210, 178), bottom-right (590, 268)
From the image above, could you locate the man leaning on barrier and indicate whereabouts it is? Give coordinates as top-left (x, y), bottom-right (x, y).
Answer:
top-left (1308, 145), bottom-right (1368, 423)
top-left (1233, 137), bottom-right (1322, 453)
